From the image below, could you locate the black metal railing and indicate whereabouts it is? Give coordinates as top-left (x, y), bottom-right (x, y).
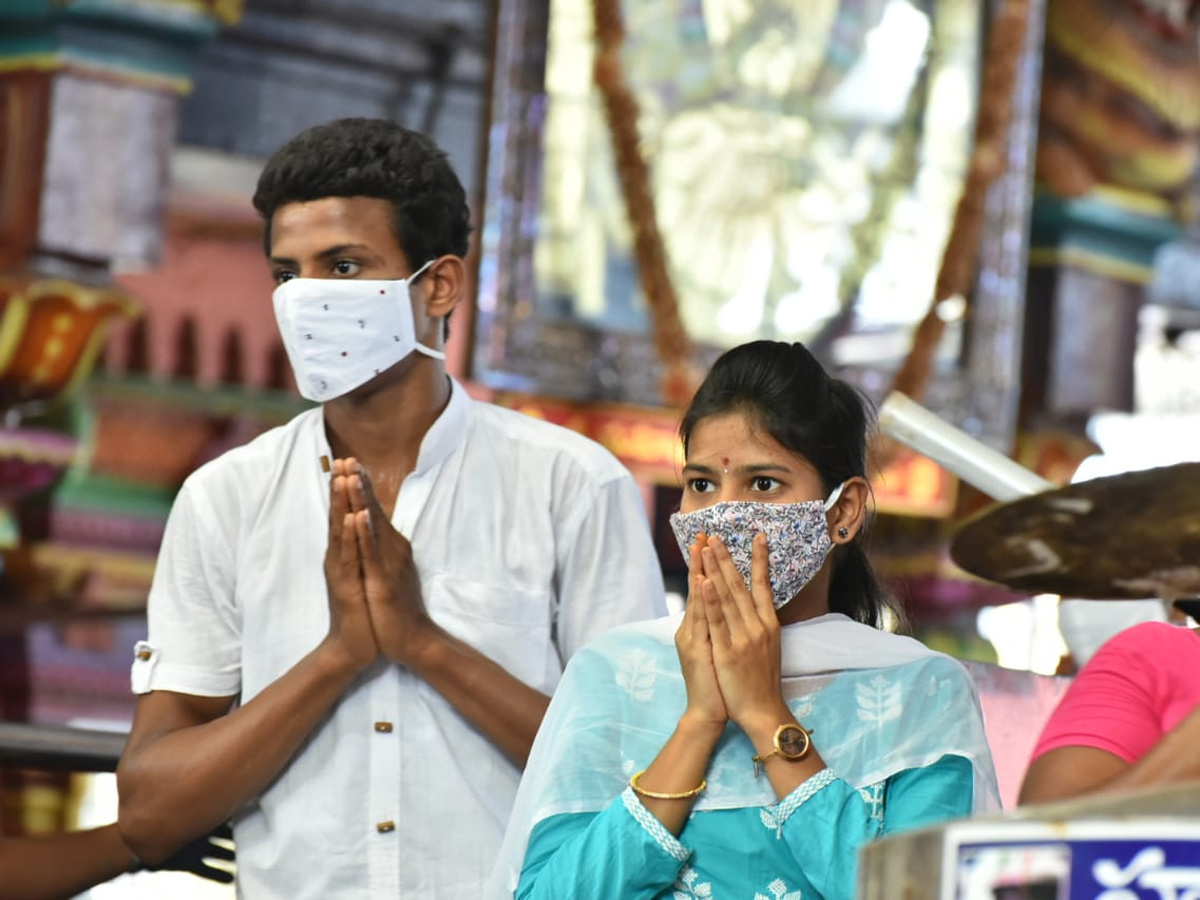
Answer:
top-left (0, 722), bottom-right (126, 772)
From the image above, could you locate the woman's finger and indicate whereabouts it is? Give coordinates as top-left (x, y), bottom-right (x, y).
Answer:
top-left (700, 577), bottom-right (730, 648)
top-left (704, 538), bottom-right (755, 631)
top-left (749, 532), bottom-right (775, 618)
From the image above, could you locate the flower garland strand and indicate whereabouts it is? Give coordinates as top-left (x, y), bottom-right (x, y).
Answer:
top-left (888, 0), bottom-right (1032, 408)
top-left (592, 0), bottom-right (700, 409)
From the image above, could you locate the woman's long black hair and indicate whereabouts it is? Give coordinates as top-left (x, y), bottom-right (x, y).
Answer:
top-left (680, 340), bottom-right (898, 629)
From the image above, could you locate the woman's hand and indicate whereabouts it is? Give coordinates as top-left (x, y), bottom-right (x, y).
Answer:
top-left (700, 533), bottom-right (791, 733)
top-left (675, 534), bottom-right (728, 732)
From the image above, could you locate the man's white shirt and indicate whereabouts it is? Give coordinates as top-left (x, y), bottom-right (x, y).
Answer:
top-left (132, 378), bottom-right (667, 898)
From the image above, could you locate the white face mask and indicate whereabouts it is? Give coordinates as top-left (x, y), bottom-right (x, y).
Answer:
top-left (272, 260), bottom-right (441, 402)
top-left (669, 484), bottom-right (845, 610)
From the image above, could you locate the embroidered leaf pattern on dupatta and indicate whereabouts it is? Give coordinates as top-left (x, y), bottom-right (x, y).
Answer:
top-left (615, 649), bottom-right (658, 702)
top-left (855, 674), bottom-right (902, 724)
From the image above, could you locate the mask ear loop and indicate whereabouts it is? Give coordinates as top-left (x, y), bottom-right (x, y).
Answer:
top-left (406, 259), bottom-right (447, 360)
top-left (822, 482), bottom-right (846, 511)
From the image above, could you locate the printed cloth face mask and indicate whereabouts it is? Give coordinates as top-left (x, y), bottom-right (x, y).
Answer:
top-left (272, 259), bottom-right (440, 402)
top-left (669, 484), bottom-right (845, 609)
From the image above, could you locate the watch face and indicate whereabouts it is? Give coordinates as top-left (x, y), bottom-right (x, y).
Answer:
top-left (777, 724), bottom-right (810, 759)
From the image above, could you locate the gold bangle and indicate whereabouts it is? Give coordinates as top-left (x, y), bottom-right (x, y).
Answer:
top-left (629, 769), bottom-right (706, 800)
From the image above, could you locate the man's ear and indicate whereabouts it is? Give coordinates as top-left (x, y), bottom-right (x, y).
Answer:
top-left (829, 476), bottom-right (869, 543)
top-left (422, 255), bottom-right (465, 321)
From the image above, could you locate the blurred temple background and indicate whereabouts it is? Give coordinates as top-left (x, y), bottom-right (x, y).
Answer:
top-left (2, 0), bottom-right (1200, 894)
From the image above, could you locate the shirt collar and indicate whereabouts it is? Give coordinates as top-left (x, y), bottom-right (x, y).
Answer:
top-left (313, 376), bottom-right (469, 476)
top-left (413, 376), bottom-right (468, 475)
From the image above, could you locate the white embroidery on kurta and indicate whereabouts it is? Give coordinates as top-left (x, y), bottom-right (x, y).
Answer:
top-left (622, 788), bottom-right (689, 862)
top-left (858, 782), bottom-right (885, 824)
top-left (673, 864), bottom-right (714, 898)
top-left (761, 769), bottom-right (837, 837)
top-left (755, 878), bottom-right (803, 900)
top-left (856, 674), bottom-right (902, 724)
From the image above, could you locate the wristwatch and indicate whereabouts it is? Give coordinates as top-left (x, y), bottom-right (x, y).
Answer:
top-left (752, 723), bottom-right (813, 777)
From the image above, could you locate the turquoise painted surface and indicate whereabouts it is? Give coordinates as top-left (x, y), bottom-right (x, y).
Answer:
top-left (1031, 190), bottom-right (1183, 268)
top-left (0, 0), bottom-right (54, 20)
top-left (0, 0), bottom-right (221, 81)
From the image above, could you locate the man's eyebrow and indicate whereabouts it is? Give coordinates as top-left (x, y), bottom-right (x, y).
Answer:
top-left (267, 243), bottom-right (375, 266)
top-left (315, 243), bottom-right (373, 260)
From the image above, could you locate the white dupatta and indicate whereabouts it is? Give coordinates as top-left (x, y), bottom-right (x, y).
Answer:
top-left (489, 612), bottom-right (999, 897)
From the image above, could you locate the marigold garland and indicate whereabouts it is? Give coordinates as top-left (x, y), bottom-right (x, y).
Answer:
top-left (888, 0), bottom-right (1032, 407)
top-left (591, 0), bottom-right (699, 409)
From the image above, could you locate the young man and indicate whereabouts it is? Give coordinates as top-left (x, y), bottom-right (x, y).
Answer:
top-left (116, 118), bottom-right (667, 897)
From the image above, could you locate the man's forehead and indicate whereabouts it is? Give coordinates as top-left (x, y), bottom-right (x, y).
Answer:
top-left (269, 197), bottom-right (401, 256)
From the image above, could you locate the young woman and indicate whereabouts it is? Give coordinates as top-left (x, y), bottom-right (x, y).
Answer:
top-left (492, 341), bottom-right (998, 900)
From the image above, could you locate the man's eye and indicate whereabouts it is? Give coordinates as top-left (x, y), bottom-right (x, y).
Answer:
top-left (333, 260), bottom-right (359, 276)
top-left (274, 271), bottom-right (295, 285)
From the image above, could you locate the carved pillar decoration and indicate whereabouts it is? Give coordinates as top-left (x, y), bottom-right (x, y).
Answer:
top-left (1, 0), bottom-right (243, 275)
top-left (590, 0), bottom-right (698, 409)
top-left (0, 72), bottom-right (53, 270)
top-left (0, 0), bottom-right (241, 406)
top-left (0, 1), bottom-right (239, 559)
top-left (1019, 0), bottom-right (1199, 433)
top-left (0, 276), bottom-right (138, 413)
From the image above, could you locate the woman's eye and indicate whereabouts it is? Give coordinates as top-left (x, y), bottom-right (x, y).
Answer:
top-left (332, 260), bottom-right (360, 276)
top-left (687, 478), bottom-right (714, 494)
top-left (751, 476), bottom-right (780, 492)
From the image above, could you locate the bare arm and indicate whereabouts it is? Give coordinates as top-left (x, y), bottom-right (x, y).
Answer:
top-left (407, 631), bottom-right (550, 766)
top-left (0, 824), bottom-right (136, 900)
top-left (631, 538), bottom-right (728, 834)
top-left (1019, 703), bottom-right (1200, 805)
top-left (117, 645), bottom-right (362, 864)
top-left (118, 467), bottom-right (380, 864)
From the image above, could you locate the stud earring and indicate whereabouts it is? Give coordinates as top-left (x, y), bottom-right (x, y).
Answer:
top-left (837, 526), bottom-right (849, 539)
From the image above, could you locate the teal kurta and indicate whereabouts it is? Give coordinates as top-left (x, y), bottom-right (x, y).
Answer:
top-left (490, 614), bottom-right (998, 899)
top-left (517, 755), bottom-right (972, 899)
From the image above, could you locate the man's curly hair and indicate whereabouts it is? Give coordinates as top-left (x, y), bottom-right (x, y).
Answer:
top-left (252, 118), bottom-right (472, 265)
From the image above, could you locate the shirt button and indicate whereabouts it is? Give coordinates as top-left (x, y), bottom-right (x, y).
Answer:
top-left (374, 721), bottom-right (393, 733)
top-left (376, 820), bottom-right (396, 834)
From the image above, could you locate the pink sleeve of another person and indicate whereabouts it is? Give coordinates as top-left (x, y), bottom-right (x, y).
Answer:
top-left (1030, 622), bottom-right (1191, 765)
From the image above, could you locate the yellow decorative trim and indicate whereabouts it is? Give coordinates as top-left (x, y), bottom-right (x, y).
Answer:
top-left (60, 58), bottom-right (193, 95)
top-left (1046, 0), bottom-right (1200, 130)
top-left (1027, 246), bottom-right (1154, 284)
top-left (0, 437), bottom-right (78, 468)
top-left (0, 55), bottom-right (62, 74)
top-left (1086, 185), bottom-right (1175, 219)
top-left (3, 278), bottom-right (140, 315)
top-left (28, 543), bottom-right (158, 594)
top-left (0, 296), bottom-right (32, 376)
top-left (129, 0), bottom-right (243, 25)
top-left (61, 325), bottom-right (121, 398)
